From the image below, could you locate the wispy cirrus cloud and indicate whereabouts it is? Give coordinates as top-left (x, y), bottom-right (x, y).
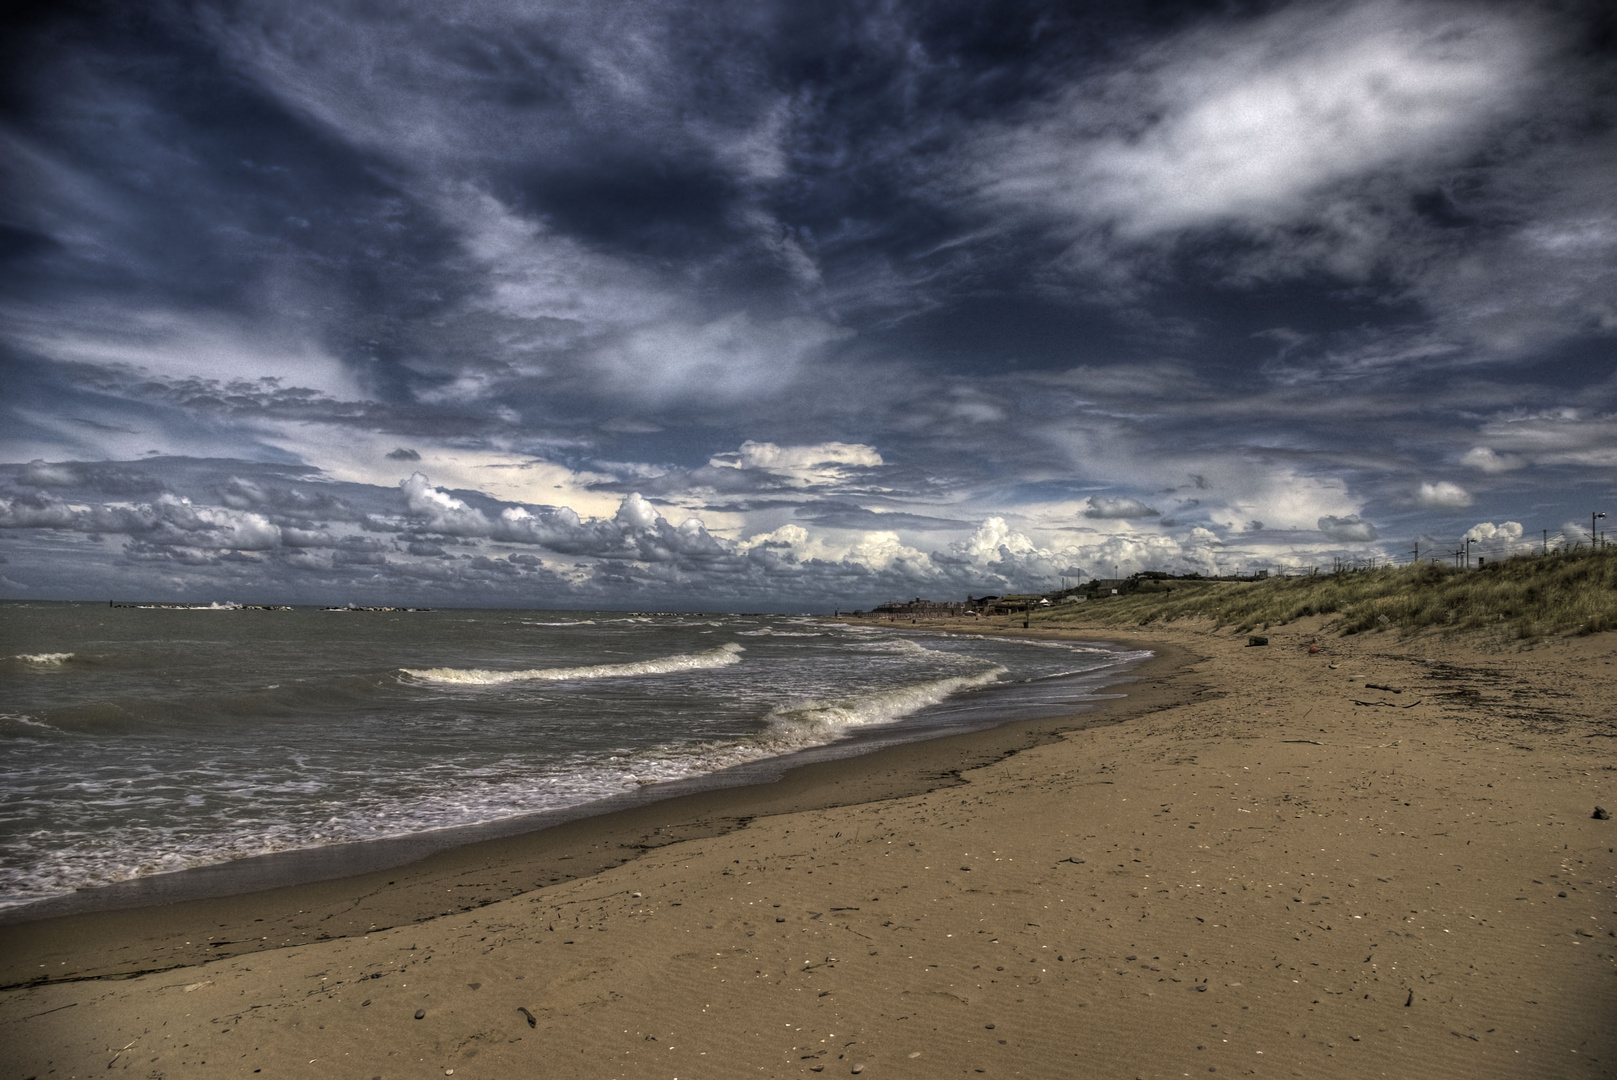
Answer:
top-left (959, 0), bottom-right (1613, 371)
top-left (976, 0), bottom-right (1542, 239)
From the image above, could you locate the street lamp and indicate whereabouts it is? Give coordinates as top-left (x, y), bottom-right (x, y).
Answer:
top-left (1595, 512), bottom-right (1606, 550)
top-left (1465, 536), bottom-right (1476, 569)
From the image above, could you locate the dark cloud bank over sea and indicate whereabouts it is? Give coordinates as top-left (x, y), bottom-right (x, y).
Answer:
top-left (2, 0), bottom-right (1614, 609)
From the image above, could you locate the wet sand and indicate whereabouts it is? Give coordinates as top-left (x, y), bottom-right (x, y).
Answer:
top-left (1, 620), bottom-right (1613, 1078)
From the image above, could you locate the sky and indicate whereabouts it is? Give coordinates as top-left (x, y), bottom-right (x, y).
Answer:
top-left (1, 0), bottom-right (1614, 611)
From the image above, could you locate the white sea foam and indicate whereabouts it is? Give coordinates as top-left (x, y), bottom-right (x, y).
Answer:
top-left (0, 756), bottom-right (664, 909)
top-left (16, 652), bottom-right (74, 664)
top-left (0, 713), bottom-right (60, 731)
top-left (847, 636), bottom-right (935, 656)
top-left (939, 632), bottom-right (1104, 652)
top-left (859, 637), bottom-right (978, 665)
top-left (608, 665), bottom-right (1013, 787)
top-left (521, 619), bottom-right (597, 626)
top-left (401, 642), bottom-right (745, 686)
top-left (761, 666), bottom-right (1006, 744)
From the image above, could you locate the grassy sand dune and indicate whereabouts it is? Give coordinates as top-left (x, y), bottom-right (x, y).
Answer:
top-left (1043, 547), bottom-right (1617, 641)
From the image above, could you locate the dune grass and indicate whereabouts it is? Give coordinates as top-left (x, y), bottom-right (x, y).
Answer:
top-left (1038, 547), bottom-right (1617, 640)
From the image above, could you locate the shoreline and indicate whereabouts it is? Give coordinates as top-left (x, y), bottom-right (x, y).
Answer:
top-left (0, 629), bottom-right (1196, 987)
top-left (3, 619), bottom-right (1612, 1079)
top-left (0, 629), bottom-right (1154, 928)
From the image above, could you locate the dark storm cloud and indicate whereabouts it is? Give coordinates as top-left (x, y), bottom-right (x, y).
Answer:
top-left (1083, 497), bottom-right (1160, 520)
top-left (1318, 514), bottom-right (1380, 542)
top-left (16, 458), bottom-right (164, 494)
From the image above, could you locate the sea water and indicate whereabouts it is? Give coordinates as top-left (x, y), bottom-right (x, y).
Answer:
top-left (0, 602), bottom-right (1147, 911)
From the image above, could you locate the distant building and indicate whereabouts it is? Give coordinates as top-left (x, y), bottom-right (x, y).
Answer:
top-left (869, 597), bottom-right (968, 617)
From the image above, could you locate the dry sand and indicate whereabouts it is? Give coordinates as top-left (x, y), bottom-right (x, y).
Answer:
top-left (2, 620), bottom-right (1613, 1079)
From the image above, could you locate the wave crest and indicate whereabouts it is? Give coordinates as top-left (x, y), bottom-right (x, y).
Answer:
top-left (402, 642), bottom-right (745, 686)
top-left (16, 652), bottom-right (74, 665)
top-left (762, 666), bottom-right (1006, 744)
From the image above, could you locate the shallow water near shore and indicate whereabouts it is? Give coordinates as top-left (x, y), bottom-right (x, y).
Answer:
top-left (0, 602), bottom-right (1146, 911)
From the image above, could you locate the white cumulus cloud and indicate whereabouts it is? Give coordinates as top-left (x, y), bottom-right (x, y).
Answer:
top-left (1417, 480), bottom-right (1472, 508)
top-left (1464, 520), bottom-right (1539, 557)
top-left (709, 440), bottom-right (884, 487)
top-left (961, 517), bottom-right (1040, 562)
top-left (845, 531), bottom-right (935, 574)
top-left (400, 472), bottom-right (492, 537)
top-left (1460, 447), bottom-right (1524, 473)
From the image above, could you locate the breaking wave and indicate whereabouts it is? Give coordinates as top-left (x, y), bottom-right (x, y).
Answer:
top-left (604, 665), bottom-right (1011, 786)
top-left (761, 666), bottom-right (1007, 746)
top-left (401, 642), bottom-right (745, 686)
top-left (15, 652), bottom-right (74, 665)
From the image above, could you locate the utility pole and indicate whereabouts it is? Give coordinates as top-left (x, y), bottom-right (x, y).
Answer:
top-left (1464, 537), bottom-right (1476, 569)
top-left (1543, 528), bottom-right (1549, 555)
top-left (1411, 539), bottom-right (1420, 563)
top-left (1595, 512), bottom-right (1606, 550)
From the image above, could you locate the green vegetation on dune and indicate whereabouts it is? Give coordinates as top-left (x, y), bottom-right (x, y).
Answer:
top-left (1039, 548), bottom-right (1617, 640)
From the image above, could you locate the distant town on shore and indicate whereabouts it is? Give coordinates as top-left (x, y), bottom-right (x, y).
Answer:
top-left (847, 568), bottom-right (1276, 618)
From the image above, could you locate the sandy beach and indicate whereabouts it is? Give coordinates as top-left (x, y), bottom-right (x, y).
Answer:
top-left (2, 619), bottom-right (1613, 1079)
